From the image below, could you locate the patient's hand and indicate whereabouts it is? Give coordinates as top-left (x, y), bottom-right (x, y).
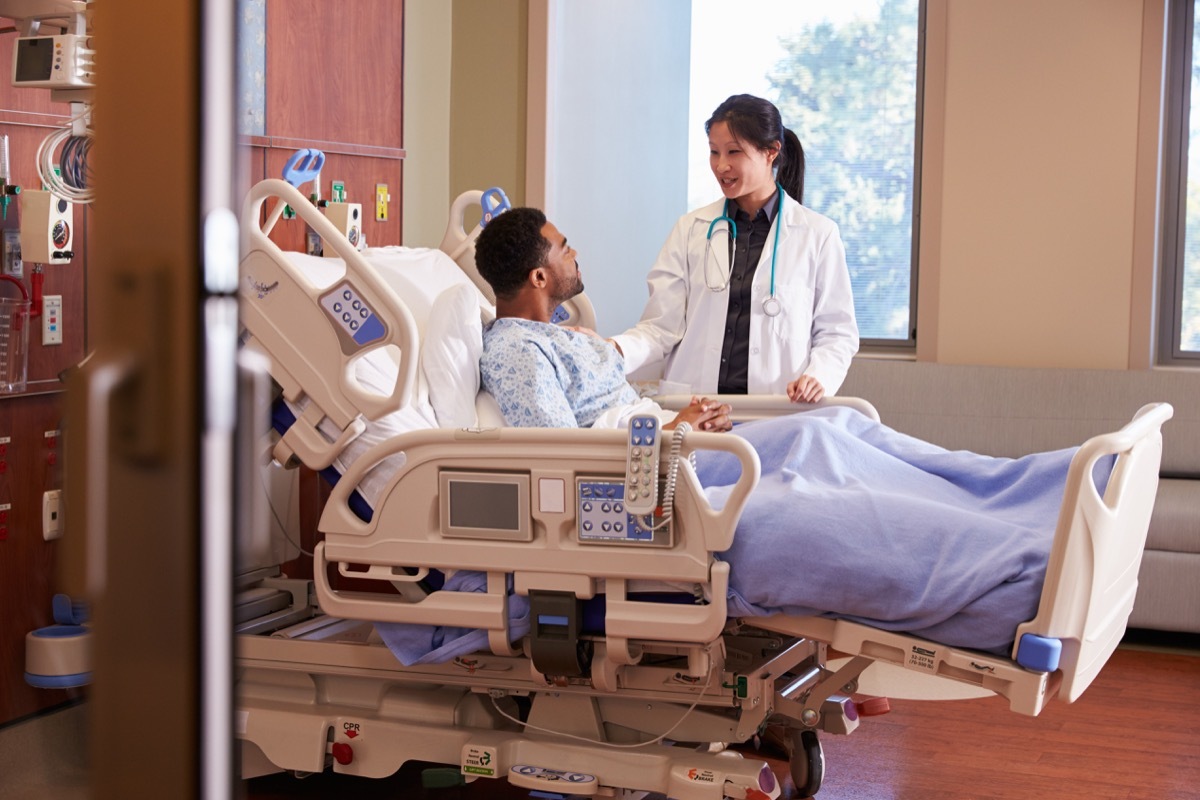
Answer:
top-left (667, 397), bottom-right (732, 432)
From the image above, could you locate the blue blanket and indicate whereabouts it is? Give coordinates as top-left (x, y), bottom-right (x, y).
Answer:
top-left (698, 407), bottom-right (1109, 652)
top-left (377, 408), bottom-right (1107, 663)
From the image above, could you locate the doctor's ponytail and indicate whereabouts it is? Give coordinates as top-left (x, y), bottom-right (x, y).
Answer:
top-left (706, 94), bottom-right (806, 205)
top-left (777, 128), bottom-right (805, 205)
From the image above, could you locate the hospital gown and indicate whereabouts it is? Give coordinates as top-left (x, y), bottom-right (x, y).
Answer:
top-left (481, 318), bottom-right (642, 428)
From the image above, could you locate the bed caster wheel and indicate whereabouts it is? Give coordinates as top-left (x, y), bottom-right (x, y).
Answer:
top-left (789, 728), bottom-right (824, 798)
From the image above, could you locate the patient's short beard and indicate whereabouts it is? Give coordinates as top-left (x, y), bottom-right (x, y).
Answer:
top-left (553, 262), bottom-right (584, 303)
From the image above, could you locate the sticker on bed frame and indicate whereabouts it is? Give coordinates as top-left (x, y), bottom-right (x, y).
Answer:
top-left (906, 644), bottom-right (939, 673)
top-left (461, 744), bottom-right (498, 778)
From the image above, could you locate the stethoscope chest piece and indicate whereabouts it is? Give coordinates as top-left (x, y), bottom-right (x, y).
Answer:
top-left (705, 182), bottom-right (786, 314)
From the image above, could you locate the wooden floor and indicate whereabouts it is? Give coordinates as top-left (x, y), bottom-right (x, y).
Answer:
top-left (243, 641), bottom-right (1200, 800)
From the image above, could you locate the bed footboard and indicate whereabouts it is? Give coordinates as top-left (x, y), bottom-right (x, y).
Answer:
top-left (1013, 401), bottom-right (1172, 701)
top-left (756, 402), bottom-right (1172, 717)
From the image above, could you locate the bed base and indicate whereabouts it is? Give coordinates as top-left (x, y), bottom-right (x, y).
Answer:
top-left (237, 612), bottom-right (856, 799)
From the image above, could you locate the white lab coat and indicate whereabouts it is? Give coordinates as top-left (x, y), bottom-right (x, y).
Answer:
top-left (612, 194), bottom-right (859, 396)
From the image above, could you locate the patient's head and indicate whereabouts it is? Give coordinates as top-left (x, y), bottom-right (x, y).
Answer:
top-left (475, 207), bottom-right (551, 299)
top-left (476, 207), bottom-right (583, 316)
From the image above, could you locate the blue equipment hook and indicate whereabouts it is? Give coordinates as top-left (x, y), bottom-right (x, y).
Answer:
top-left (282, 148), bottom-right (326, 189)
top-left (479, 187), bottom-right (511, 227)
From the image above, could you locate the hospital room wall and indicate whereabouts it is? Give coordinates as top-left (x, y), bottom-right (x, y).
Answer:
top-left (402, 0), bottom-right (527, 249)
top-left (919, 0), bottom-right (1160, 369)
top-left (409, 0), bottom-right (1170, 371)
top-left (0, 27), bottom-right (90, 725)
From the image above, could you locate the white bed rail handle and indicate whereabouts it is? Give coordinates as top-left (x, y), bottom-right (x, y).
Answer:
top-left (684, 429), bottom-right (762, 553)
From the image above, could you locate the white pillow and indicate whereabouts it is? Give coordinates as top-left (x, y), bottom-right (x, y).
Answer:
top-left (422, 283), bottom-right (493, 427)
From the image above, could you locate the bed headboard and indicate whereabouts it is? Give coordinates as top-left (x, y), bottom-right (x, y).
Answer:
top-left (239, 178), bottom-right (420, 469)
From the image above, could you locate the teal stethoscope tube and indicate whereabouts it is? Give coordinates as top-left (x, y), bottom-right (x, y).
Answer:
top-left (703, 182), bottom-right (783, 317)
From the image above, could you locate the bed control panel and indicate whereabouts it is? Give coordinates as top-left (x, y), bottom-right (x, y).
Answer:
top-left (575, 478), bottom-right (671, 547)
top-left (319, 281), bottom-right (386, 353)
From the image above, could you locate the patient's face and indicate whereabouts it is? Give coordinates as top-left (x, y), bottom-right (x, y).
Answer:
top-left (541, 221), bottom-right (584, 302)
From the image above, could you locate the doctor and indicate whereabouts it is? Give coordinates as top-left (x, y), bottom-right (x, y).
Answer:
top-left (610, 94), bottom-right (859, 402)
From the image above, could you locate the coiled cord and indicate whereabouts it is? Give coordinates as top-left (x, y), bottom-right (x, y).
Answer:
top-left (640, 422), bottom-right (693, 532)
top-left (37, 109), bottom-right (95, 203)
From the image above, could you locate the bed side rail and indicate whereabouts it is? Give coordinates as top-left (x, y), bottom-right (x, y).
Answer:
top-left (654, 394), bottom-right (881, 423)
top-left (314, 427), bottom-right (759, 652)
top-left (239, 178), bottom-right (419, 468)
top-left (1014, 401), bottom-right (1173, 702)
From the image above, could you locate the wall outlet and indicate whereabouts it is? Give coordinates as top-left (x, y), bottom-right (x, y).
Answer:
top-left (43, 489), bottom-right (62, 540)
top-left (43, 294), bottom-right (62, 345)
top-left (375, 183), bottom-right (389, 222)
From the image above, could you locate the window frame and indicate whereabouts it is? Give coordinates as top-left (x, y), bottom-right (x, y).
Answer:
top-left (1159, 0), bottom-right (1200, 364)
top-left (872, 0), bottom-right (926, 353)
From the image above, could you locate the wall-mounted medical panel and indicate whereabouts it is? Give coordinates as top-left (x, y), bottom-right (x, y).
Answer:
top-left (0, 15), bottom-right (93, 727)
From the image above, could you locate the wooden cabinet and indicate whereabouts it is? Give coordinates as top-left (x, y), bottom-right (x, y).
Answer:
top-left (249, 0), bottom-right (405, 250)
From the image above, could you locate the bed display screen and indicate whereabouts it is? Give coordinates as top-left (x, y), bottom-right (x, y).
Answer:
top-left (448, 481), bottom-right (520, 531)
top-left (439, 472), bottom-right (531, 541)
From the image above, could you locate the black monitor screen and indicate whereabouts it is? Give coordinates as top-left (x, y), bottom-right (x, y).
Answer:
top-left (15, 38), bottom-right (55, 83)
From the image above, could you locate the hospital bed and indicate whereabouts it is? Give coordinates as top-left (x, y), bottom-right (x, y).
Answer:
top-left (235, 178), bottom-right (1172, 799)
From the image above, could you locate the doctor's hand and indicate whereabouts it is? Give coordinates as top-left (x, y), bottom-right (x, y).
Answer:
top-left (787, 374), bottom-right (826, 404)
top-left (667, 397), bottom-right (733, 433)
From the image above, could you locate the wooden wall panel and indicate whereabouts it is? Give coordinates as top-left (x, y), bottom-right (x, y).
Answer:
top-left (0, 18), bottom-right (91, 726)
top-left (0, 393), bottom-right (78, 723)
top-left (264, 0), bottom-right (403, 148)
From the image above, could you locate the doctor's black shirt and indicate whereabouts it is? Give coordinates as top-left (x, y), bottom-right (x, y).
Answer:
top-left (717, 187), bottom-right (780, 394)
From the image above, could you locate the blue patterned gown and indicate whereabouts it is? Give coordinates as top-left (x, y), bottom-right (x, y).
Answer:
top-left (481, 318), bottom-right (640, 428)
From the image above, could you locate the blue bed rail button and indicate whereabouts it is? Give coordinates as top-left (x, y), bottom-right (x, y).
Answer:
top-left (1016, 633), bottom-right (1062, 672)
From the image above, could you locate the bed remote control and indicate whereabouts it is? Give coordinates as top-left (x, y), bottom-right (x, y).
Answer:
top-left (624, 414), bottom-right (661, 515)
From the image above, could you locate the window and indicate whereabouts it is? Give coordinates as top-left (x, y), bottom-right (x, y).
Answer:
top-left (1161, 0), bottom-right (1200, 363)
top-left (689, 0), bottom-right (924, 346)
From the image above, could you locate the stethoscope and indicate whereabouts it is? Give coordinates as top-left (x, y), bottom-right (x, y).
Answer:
top-left (703, 182), bottom-right (783, 317)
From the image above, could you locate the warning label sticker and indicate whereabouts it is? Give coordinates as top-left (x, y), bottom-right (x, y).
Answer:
top-left (461, 745), bottom-right (498, 778)
top-left (907, 644), bottom-right (939, 673)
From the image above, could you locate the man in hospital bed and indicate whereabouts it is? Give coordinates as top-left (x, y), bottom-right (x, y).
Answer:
top-left (471, 206), bottom-right (1111, 655)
